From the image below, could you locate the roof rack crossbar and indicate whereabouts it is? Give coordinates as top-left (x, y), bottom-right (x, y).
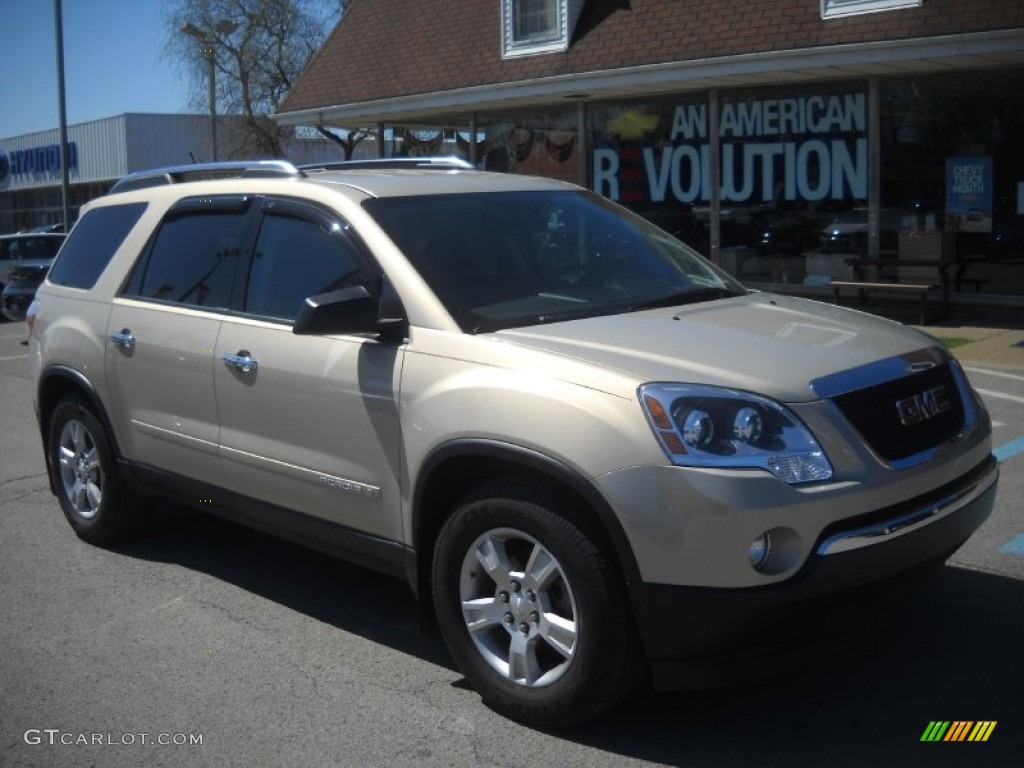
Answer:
top-left (299, 156), bottom-right (475, 172)
top-left (110, 160), bottom-right (302, 194)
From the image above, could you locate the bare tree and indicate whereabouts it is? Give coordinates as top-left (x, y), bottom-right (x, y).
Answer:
top-left (165, 0), bottom-right (345, 158)
top-left (314, 125), bottom-right (372, 160)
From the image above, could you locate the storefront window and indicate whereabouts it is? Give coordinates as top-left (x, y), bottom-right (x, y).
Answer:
top-left (881, 70), bottom-right (1024, 295)
top-left (589, 84), bottom-right (870, 283)
top-left (588, 96), bottom-right (711, 254)
top-left (390, 125), bottom-right (473, 161)
top-left (719, 83), bottom-right (869, 284)
top-left (477, 108), bottom-right (579, 184)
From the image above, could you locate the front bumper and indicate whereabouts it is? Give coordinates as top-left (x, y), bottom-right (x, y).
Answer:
top-left (628, 455), bottom-right (998, 689)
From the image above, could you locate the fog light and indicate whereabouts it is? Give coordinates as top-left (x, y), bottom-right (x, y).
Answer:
top-left (748, 533), bottom-right (772, 570)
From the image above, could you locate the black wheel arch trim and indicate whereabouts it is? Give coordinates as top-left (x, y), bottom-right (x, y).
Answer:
top-left (411, 438), bottom-right (643, 589)
top-left (37, 364), bottom-right (122, 497)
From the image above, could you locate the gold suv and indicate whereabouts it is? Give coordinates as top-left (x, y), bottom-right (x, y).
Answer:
top-left (29, 160), bottom-right (998, 726)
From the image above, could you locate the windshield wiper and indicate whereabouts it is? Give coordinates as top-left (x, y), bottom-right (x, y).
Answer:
top-left (467, 287), bottom-right (746, 333)
top-left (627, 287), bottom-right (745, 312)
top-left (469, 304), bottom-right (620, 334)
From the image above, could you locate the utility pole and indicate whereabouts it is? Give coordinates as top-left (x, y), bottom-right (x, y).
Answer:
top-left (54, 0), bottom-right (71, 228)
top-left (181, 20), bottom-right (238, 161)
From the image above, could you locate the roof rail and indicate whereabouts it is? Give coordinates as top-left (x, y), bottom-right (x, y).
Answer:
top-left (300, 156), bottom-right (475, 173)
top-left (109, 160), bottom-right (302, 194)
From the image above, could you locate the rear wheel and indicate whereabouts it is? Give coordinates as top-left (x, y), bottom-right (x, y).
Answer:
top-left (48, 397), bottom-right (135, 544)
top-left (432, 483), bottom-right (643, 727)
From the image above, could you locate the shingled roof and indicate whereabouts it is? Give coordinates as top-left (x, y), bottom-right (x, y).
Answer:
top-left (276, 0), bottom-right (1024, 124)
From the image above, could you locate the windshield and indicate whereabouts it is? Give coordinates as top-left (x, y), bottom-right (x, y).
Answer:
top-left (363, 190), bottom-right (745, 332)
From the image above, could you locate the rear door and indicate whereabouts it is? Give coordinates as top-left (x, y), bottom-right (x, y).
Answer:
top-left (106, 196), bottom-right (252, 485)
top-left (213, 198), bottom-right (405, 542)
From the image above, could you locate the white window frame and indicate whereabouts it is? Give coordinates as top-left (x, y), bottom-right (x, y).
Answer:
top-left (502, 0), bottom-right (568, 58)
top-left (821, 0), bottom-right (922, 19)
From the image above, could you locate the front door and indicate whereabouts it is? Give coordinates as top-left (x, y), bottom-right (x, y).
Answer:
top-left (213, 200), bottom-right (405, 542)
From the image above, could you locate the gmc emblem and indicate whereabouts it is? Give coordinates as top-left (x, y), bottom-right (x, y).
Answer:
top-left (895, 385), bottom-right (951, 426)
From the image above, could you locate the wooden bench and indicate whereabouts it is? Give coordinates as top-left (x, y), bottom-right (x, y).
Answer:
top-left (831, 281), bottom-right (937, 324)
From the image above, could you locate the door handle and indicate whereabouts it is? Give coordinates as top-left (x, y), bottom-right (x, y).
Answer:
top-left (109, 329), bottom-right (135, 350)
top-left (223, 350), bottom-right (258, 374)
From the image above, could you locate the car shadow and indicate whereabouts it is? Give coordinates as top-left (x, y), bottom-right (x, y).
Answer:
top-left (112, 502), bottom-right (454, 670)
top-left (568, 565), bottom-right (1024, 767)
top-left (114, 505), bottom-right (1023, 765)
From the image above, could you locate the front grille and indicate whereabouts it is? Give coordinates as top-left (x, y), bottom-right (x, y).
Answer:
top-left (831, 363), bottom-right (965, 462)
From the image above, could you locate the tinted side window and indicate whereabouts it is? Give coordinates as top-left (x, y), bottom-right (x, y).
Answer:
top-left (2, 237), bottom-right (61, 261)
top-left (131, 211), bottom-right (246, 309)
top-left (47, 204), bottom-right (146, 289)
top-left (22, 237), bottom-right (63, 260)
top-left (245, 214), bottom-right (366, 321)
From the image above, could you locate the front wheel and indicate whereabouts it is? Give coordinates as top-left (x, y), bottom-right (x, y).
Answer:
top-left (48, 397), bottom-right (135, 544)
top-left (432, 484), bottom-right (643, 727)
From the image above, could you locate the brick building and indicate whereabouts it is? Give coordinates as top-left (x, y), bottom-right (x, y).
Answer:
top-left (274, 0), bottom-right (1024, 306)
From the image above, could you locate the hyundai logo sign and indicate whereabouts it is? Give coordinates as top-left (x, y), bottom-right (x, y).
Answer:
top-left (0, 142), bottom-right (79, 181)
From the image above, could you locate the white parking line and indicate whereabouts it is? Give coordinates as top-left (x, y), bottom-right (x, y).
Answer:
top-left (0, 354), bottom-right (29, 361)
top-left (0, 333), bottom-right (28, 339)
top-left (964, 366), bottom-right (1024, 383)
top-left (975, 388), bottom-right (1024, 405)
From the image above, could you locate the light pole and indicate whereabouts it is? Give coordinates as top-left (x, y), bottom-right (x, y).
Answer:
top-left (181, 20), bottom-right (237, 162)
top-left (54, 0), bottom-right (71, 229)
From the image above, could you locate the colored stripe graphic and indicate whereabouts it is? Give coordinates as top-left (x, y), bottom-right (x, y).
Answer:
top-left (922, 721), bottom-right (997, 742)
top-left (921, 721), bottom-right (950, 741)
top-left (945, 721), bottom-right (973, 741)
top-left (968, 722), bottom-right (997, 742)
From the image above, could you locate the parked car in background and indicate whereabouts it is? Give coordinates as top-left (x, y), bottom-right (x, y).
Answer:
top-left (2, 259), bottom-right (54, 321)
top-left (18, 223), bottom-right (67, 234)
top-left (0, 233), bottom-right (65, 289)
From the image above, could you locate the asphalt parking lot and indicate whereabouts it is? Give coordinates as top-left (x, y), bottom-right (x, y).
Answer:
top-left (1, 318), bottom-right (1022, 768)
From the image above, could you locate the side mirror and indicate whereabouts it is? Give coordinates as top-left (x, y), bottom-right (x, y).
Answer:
top-left (292, 280), bottom-right (405, 337)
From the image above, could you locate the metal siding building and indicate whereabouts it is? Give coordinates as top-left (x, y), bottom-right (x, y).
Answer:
top-left (0, 113), bottom-right (346, 233)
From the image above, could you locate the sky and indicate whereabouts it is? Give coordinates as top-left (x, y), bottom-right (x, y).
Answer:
top-left (1, 0), bottom-right (194, 138)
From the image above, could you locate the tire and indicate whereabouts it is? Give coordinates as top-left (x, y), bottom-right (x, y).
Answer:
top-left (432, 483), bottom-right (644, 727)
top-left (48, 397), bottom-right (135, 544)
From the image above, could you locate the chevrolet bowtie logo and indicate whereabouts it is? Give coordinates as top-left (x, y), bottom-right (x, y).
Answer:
top-left (895, 385), bottom-right (951, 426)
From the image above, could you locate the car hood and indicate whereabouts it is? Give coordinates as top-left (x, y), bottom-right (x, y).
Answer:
top-left (493, 292), bottom-right (938, 403)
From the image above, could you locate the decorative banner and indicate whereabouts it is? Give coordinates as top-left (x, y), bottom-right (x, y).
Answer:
top-left (455, 132), bottom-right (486, 158)
top-left (544, 133), bottom-right (576, 163)
top-left (401, 129), bottom-right (444, 156)
top-left (946, 156), bottom-right (993, 233)
top-left (482, 130), bottom-right (577, 171)
top-left (512, 129), bottom-right (535, 162)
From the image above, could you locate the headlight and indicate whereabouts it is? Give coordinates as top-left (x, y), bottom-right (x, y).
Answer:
top-left (639, 383), bottom-right (833, 485)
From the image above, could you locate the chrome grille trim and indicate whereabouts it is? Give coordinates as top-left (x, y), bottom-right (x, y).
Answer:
top-left (816, 458), bottom-right (998, 555)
